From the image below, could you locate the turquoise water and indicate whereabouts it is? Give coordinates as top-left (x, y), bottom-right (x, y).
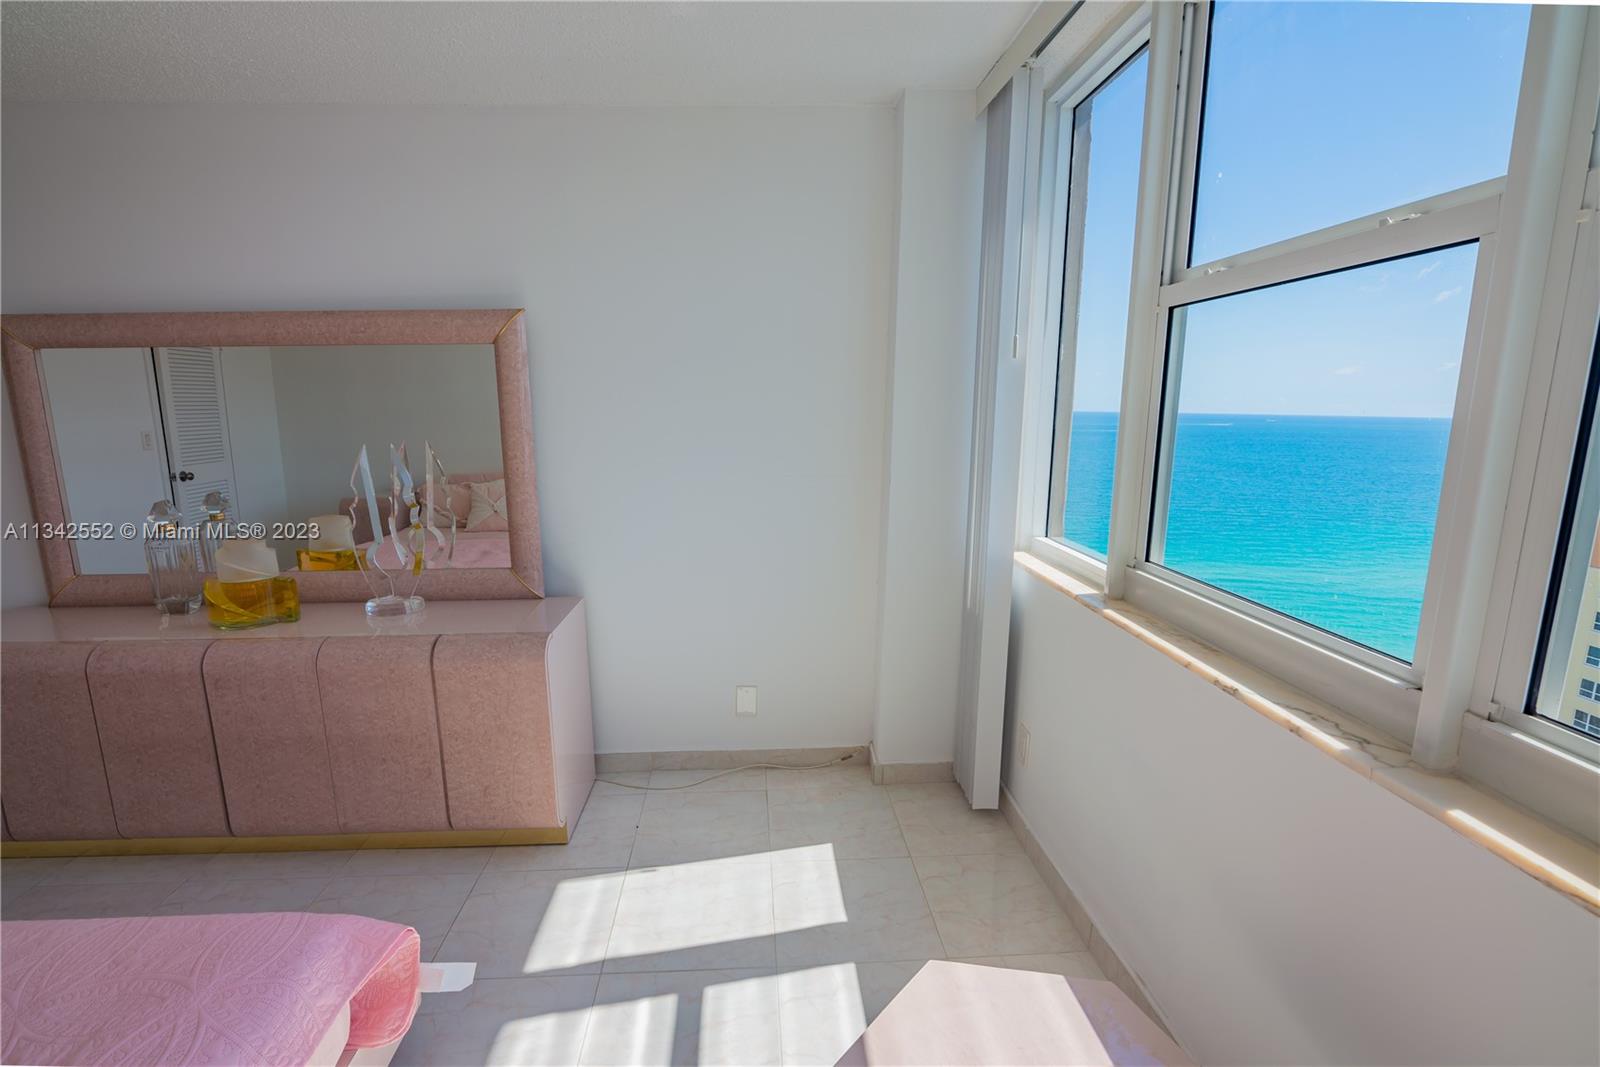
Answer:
top-left (1062, 412), bottom-right (1451, 662)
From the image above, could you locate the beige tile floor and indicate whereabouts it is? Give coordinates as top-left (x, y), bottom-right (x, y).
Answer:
top-left (0, 765), bottom-right (1099, 1066)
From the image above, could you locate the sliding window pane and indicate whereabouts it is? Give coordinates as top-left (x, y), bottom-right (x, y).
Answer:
top-left (1051, 48), bottom-right (1147, 559)
top-left (1150, 244), bottom-right (1478, 662)
top-left (1531, 366), bottom-right (1600, 744)
top-left (1190, 1), bottom-right (1529, 265)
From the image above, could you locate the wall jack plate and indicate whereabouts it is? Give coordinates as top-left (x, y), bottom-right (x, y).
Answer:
top-left (735, 685), bottom-right (758, 717)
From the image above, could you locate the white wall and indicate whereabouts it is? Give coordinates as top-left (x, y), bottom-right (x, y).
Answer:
top-left (1003, 564), bottom-right (1600, 1066)
top-left (871, 91), bottom-right (984, 766)
top-left (266, 343), bottom-right (501, 528)
top-left (1, 101), bottom-right (897, 753)
top-left (219, 346), bottom-right (290, 561)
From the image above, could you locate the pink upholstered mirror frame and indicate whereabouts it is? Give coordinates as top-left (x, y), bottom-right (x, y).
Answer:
top-left (1, 309), bottom-right (543, 606)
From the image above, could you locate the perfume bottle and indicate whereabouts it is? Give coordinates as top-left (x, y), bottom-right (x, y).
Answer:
top-left (144, 501), bottom-right (203, 614)
top-left (296, 513), bottom-right (359, 572)
top-left (205, 538), bottom-right (300, 629)
top-left (199, 490), bottom-right (230, 575)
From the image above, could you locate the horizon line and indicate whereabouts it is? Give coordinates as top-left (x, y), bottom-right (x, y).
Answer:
top-left (1072, 410), bottom-right (1452, 420)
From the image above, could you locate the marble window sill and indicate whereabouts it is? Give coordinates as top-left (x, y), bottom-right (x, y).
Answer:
top-left (1015, 551), bottom-right (1600, 918)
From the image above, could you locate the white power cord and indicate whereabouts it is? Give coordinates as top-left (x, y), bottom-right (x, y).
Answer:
top-left (595, 753), bottom-right (854, 790)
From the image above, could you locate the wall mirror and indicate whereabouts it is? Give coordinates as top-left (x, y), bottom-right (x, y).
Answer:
top-left (2, 310), bottom-right (542, 605)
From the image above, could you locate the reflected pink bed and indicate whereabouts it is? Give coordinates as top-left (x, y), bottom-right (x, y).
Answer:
top-left (1, 913), bottom-right (420, 1066)
top-left (360, 530), bottom-right (512, 571)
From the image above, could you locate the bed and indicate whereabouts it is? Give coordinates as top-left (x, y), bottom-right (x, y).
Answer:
top-left (0, 913), bottom-right (421, 1067)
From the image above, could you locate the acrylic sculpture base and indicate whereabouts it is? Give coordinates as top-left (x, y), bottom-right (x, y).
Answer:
top-left (366, 594), bottom-right (425, 617)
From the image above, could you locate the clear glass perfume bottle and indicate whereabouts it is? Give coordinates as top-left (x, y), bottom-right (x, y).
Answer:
top-left (144, 501), bottom-right (202, 614)
top-left (199, 490), bottom-right (230, 575)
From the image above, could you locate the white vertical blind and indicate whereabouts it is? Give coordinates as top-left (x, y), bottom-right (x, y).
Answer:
top-left (955, 73), bottom-right (1033, 808)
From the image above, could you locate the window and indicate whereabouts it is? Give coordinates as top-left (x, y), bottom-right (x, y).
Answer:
top-left (1026, 1), bottom-right (1600, 795)
top-left (1575, 710), bottom-right (1600, 738)
top-left (1047, 47), bottom-right (1150, 559)
top-left (1149, 246), bottom-right (1477, 662)
top-left (1188, 1), bottom-right (1530, 264)
top-left (1530, 363), bottom-right (1600, 744)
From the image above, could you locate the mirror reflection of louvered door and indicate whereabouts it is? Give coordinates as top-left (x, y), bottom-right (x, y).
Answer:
top-left (153, 347), bottom-right (239, 525)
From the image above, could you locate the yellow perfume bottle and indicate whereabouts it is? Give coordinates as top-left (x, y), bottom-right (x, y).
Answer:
top-left (206, 539), bottom-right (300, 629)
top-left (295, 514), bottom-right (360, 571)
top-left (296, 548), bottom-right (358, 572)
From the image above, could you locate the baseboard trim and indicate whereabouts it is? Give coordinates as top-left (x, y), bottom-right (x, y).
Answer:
top-left (0, 826), bottom-right (568, 858)
top-left (866, 742), bottom-right (955, 785)
top-left (595, 746), bottom-right (868, 773)
top-left (999, 784), bottom-right (1180, 1044)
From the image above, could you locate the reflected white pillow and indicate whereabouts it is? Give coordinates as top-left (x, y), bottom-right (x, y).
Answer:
top-left (465, 479), bottom-right (509, 532)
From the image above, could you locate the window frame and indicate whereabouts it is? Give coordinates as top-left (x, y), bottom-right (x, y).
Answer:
top-left (1019, 11), bottom-right (1153, 583)
top-left (1139, 235), bottom-right (1492, 675)
top-left (1475, 41), bottom-right (1600, 762)
top-left (1490, 170), bottom-right (1600, 753)
top-left (1020, 1), bottom-right (1600, 803)
top-left (1042, 39), bottom-right (1151, 562)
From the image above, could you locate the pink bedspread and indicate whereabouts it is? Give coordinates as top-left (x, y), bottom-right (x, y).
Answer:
top-left (1, 913), bottom-right (420, 1066)
top-left (361, 529), bottom-right (511, 571)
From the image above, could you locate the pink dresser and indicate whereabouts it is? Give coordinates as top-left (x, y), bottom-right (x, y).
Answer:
top-left (0, 599), bottom-right (593, 852)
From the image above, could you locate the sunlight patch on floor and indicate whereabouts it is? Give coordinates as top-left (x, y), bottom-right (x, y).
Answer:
top-left (523, 870), bottom-right (626, 974)
top-left (485, 1004), bottom-right (594, 1066)
top-left (699, 972), bottom-right (785, 1064)
top-left (585, 992), bottom-right (680, 1065)
top-left (769, 844), bottom-right (848, 934)
top-left (775, 963), bottom-right (868, 1065)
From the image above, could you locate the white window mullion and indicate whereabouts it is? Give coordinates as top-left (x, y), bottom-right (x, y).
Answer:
top-left (1157, 192), bottom-right (1501, 310)
top-left (1172, 177), bottom-right (1506, 285)
top-left (1143, 306), bottom-right (1180, 565)
top-left (1105, 0), bottom-right (1189, 598)
top-left (1161, 0), bottom-right (1209, 289)
top-left (1045, 102), bottom-right (1096, 543)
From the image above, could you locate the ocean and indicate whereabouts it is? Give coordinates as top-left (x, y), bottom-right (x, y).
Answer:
top-left (1061, 411), bottom-right (1452, 662)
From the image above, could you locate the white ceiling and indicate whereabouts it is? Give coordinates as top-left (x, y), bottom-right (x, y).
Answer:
top-left (1, 1), bottom-right (1037, 108)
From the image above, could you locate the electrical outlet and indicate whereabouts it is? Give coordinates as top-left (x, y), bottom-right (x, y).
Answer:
top-left (1019, 723), bottom-right (1031, 767)
top-left (735, 685), bottom-right (758, 717)
top-left (140, 431), bottom-right (155, 452)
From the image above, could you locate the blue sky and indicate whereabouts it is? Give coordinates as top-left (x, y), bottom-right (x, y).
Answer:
top-left (1066, 1), bottom-right (1530, 418)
